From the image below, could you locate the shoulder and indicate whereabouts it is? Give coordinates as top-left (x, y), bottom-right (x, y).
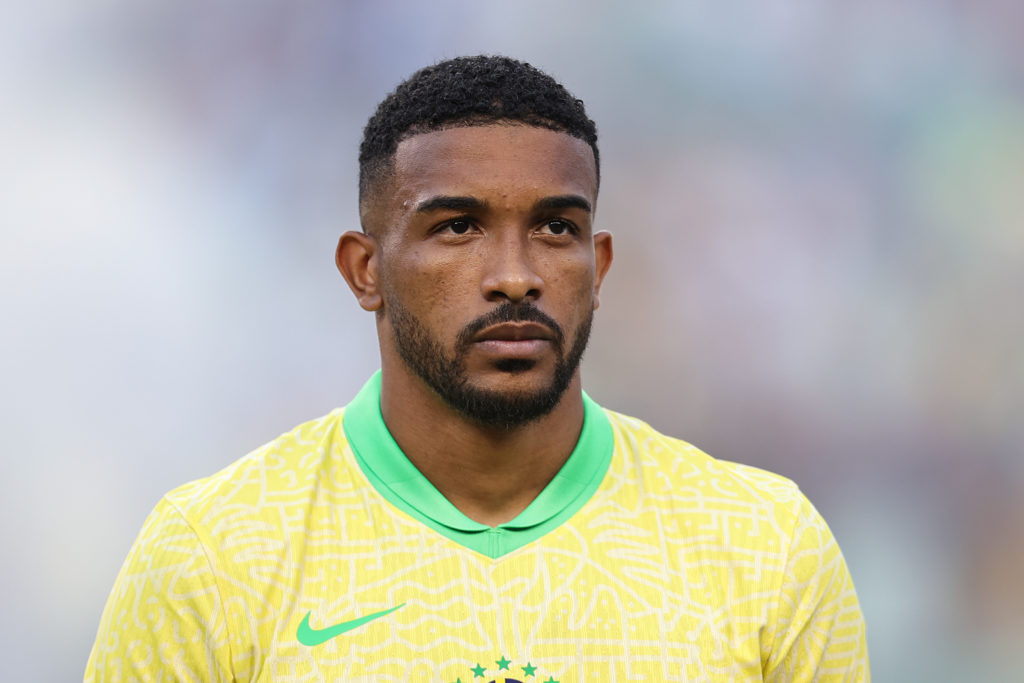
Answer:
top-left (85, 412), bottom-right (352, 681)
top-left (602, 408), bottom-right (815, 530)
top-left (163, 408), bottom-right (349, 522)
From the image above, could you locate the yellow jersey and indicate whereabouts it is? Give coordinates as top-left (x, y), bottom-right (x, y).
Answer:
top-left (86, 372), bottom-right (868, 681)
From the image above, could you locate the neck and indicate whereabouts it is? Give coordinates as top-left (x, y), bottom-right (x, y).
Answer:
top-left (379, 365), bottom-right (585, 527)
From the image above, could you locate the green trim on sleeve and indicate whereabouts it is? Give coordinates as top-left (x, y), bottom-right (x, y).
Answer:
top-left (341, 371), bottom-right (613, 559)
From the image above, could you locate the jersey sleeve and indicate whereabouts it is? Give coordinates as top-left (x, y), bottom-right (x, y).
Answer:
top-left (85, 497), bottom-right (234, 683)
top-left (762, 492), bottom-right (870, 682)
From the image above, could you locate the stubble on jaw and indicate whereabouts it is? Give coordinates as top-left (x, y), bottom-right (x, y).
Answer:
top-left (386, 298), bottom-right (592, 430)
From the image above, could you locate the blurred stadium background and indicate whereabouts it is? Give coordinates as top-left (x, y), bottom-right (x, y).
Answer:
top-left (2, 1), bottom-right (1022, 680)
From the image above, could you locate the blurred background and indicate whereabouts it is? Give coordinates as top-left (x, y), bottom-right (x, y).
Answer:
top-left (2, 1), bottom-right (1022, 680)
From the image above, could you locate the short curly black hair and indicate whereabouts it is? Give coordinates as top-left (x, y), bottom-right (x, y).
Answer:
top-left (359, 55), bottom-right (599, 209)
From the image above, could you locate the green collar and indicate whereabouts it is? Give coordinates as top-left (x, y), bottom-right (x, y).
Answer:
top-left (342, 371), bottom-right (613, 559)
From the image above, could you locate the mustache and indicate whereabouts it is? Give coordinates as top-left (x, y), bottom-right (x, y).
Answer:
top-left (456, 302), bottom-right (565, 351)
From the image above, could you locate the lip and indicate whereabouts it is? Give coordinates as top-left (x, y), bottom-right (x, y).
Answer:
top-left (471, 322), bottom-right (554, 358)
top-left (473, 322), bottom-right (554, 343)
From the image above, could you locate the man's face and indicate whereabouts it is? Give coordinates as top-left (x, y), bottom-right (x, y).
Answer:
top-left (364, 124), bottom-right (611, 428)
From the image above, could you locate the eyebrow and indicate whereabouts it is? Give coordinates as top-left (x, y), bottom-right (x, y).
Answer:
top-left (415, 196), bottom-right (487, 213)
top-left (534, 194), bottom-right (592, 214)
top-left (414, 194), bottom-right (592, 214)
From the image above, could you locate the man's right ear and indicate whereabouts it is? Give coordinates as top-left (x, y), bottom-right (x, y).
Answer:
top-left (336, 231), bottom-right (383, 312)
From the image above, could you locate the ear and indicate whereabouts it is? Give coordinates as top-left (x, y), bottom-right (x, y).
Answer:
top-left (336, 230), bottom-right (383, 312)
top-left (591, 230), bottom-right (614, 310)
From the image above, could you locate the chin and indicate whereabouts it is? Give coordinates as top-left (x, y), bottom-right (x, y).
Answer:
top-left (450, 369), bottom-right (571, 429)
top-left (492, 358), bottom-right (538, 374)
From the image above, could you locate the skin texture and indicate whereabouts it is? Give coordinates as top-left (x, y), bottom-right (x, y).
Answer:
top-left (337, 124), bottom-right (613, 525)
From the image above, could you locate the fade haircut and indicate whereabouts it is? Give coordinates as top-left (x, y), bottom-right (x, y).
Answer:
top-left (358, 55), bottom-right (599, 213)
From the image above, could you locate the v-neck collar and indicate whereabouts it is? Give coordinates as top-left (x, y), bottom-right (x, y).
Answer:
top-left (341, 371), bottom-right (613, 558)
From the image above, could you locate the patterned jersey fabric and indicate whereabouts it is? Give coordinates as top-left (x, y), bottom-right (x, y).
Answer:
top-left (86, 373), bottom-right (869, 682)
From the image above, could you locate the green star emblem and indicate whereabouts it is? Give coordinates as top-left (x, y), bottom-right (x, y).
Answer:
top-left (543, 677), bottom-right (559, 683)
top-left (470, 663), bottom-right (487, 678)
top-left (522, 662), bottom-right (538, 676)
top-left (496, 656), bottom-right (511, 670)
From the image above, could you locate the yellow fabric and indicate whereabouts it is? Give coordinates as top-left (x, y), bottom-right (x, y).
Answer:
top-left (86, 407), bottom-right (869, 682)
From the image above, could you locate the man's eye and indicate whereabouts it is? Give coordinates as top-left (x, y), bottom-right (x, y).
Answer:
top-left (444, 220), bottom-right (472, 235)
top-left (541, 220), bottom-right (573, 235)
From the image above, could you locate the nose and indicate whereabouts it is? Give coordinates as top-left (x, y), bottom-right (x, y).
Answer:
top-left (480, 234), bottom-right (544, 303)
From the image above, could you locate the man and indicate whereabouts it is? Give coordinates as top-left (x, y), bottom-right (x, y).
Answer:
top-left (87, 56), bottom-right (869, 681)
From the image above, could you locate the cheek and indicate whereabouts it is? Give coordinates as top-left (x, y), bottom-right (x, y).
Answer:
top-left (383, 253), bottom-right (471, 318)
top-left (548, 259), bottom-right (597, 301)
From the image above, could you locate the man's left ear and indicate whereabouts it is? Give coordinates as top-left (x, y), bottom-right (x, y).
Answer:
top-left (592, 230), bottom-right (613, 310)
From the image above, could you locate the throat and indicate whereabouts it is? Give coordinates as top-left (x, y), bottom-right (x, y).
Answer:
top-left (409, 427), bottom-right (574, 527)
top-left (378, 364), bottom-right (587, 527)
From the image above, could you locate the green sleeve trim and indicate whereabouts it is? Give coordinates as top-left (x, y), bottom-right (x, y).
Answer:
top-left (341, 371), bottom-right (613, 559)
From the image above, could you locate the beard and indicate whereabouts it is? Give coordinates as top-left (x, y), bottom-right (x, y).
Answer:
top-left (386, 299), bottom-right (592, 430)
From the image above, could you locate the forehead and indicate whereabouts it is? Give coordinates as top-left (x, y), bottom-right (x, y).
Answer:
top-left (389, 124), bottom-right (598, 208)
